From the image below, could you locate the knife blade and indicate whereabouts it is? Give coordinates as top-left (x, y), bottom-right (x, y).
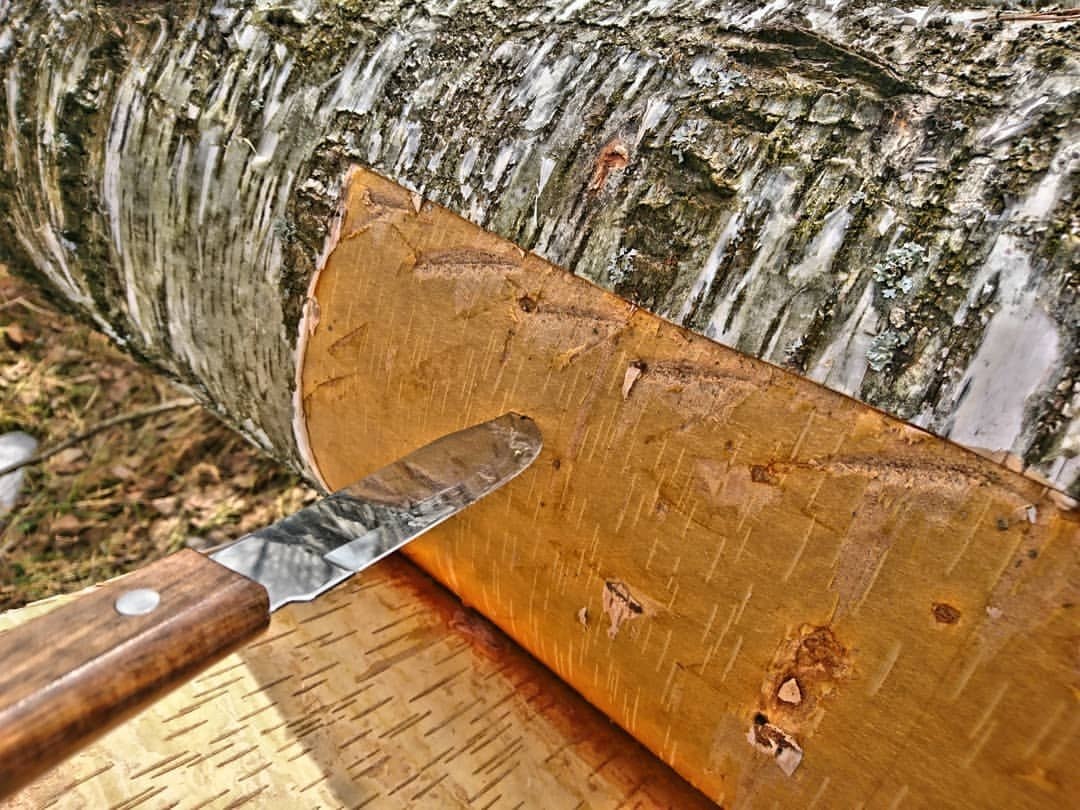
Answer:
top-left (211, 411), bottom-right (542, 609)
top-left (0, 412), bottom-right (541, 796)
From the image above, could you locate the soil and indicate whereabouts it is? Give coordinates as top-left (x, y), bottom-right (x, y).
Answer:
top-left (0, 267), bottom-right (315, 610)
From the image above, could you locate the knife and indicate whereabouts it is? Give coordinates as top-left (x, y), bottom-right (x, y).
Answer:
top-left (0, 412), bottom-right (542, 796)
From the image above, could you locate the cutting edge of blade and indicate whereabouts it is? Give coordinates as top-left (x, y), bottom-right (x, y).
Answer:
top-left (213, 412), bottom-right (542, 611)
top-left (319, 412), bottom-right (543, 571)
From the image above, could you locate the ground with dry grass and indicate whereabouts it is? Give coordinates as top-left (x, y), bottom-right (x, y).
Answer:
top-left (0, 266), bottom-right (314, 609)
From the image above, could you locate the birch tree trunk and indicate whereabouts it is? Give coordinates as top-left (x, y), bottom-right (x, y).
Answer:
top-left (0, 0), bottom-right (1076, 494)
top-left (2, 4), bottom-right (1079, 807)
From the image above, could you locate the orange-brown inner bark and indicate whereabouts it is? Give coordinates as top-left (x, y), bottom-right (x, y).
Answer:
top-left (300, 168), bottom-right (1078, 808)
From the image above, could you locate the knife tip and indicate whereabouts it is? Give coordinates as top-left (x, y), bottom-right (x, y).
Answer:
top-left (497, 412), bottom-right (543, 459)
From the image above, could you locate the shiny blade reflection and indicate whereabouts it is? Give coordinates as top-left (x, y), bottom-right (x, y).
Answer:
top-left (210, 413), bottom-right (541, 610)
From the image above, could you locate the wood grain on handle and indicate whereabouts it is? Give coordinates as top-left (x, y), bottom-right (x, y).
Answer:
top-left (0, 549), bottom-right (269, 796)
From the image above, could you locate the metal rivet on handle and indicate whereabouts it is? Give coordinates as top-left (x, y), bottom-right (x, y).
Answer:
top-left (115, 588), bottom-right (161, 616)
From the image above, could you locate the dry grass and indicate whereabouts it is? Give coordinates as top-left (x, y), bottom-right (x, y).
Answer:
top-left (0, 266), bottom-right (314, 609)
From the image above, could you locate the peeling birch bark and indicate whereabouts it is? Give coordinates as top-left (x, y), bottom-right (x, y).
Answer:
top-left (1, 5), bottom-right (1078, 807)
top-left (0, 1), bottom-right (1077, 491)
top-left (299, 168), bottom-right (1078, 807)
top-left (0, 557), bottom-right (716, 809)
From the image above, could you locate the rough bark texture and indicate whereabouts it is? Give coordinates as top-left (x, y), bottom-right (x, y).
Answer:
top-left (0, 0), bottom-right (1077, 491)
top-left (2, 1), bottom-right (1080, 494)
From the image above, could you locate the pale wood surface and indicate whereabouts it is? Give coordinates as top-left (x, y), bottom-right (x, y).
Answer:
top-left (300, 169), bottom-right (1080, 808)
top-left (0, 550), bottom-right (268, 796)
top-left (1, 556), bottom-right (710, 809)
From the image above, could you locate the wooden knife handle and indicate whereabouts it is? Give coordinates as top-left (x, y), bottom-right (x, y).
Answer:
top-left (0, 549), bottom-right (269, 796)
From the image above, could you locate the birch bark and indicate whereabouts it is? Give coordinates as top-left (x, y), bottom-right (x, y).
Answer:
top-left (0, 1), bottom-right (1076, 492)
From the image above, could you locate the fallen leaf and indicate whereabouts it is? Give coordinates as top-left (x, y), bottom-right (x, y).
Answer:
top-left (140, 474), bottom-right (171, 495)
top-left (185, 488), bottom-right (226, 516)
top-left (3, 323), bottom-right (30, 349)
top-left (50, 447), bottom-right (85, 473)
top-left (3, 359), bottom-right (31, 382)
top-left (149, 516), bottom-right (184, 545)
top-left (52, 513), bottom-right (84, 534)
top-left (150, 496), bottom-right (179, 516)
top-left (107, 378), bottom-right (135, 402)
top-left (109, 464), bottom-right (135, 480)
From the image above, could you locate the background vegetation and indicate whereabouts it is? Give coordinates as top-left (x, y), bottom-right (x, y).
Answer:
top-left (0, 266), bottom-right (313, 609)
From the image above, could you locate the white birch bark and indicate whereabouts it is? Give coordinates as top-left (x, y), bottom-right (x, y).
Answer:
top-left (0, 1), bottom-right (1076, 492)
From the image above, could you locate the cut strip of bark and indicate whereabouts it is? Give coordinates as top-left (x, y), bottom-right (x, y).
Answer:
top-left (300, 168), bottom-right (1080, 807)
